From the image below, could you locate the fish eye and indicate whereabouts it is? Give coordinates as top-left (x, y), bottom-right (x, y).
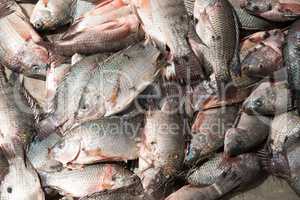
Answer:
top-left (7, 187), bottom-right (12, 193)
top-left (58, 142), bottom-right (65, 149)
top-left (31, 65), bottom-right (40, 72)
top-left (80, 103), bottom-right (89, 111)
top-left (254, 99), bottom-right (263, 107)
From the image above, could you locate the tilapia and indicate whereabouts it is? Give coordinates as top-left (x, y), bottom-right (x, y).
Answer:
top-left (194, 0), bottom-right (240, 95)
top-left (72, 42), bottom-right (162, 130)
top-left (30, 0), bottom-right (77, 30)
top-left (132, 0), bottom-right (205, 82)
top-left (40, 164), bottom-right (140, 197)
top-left (285, 19), bottom-right (300, 115)
top-left (166, 168), bottom-right (242, 200)
top-left (270, 111), bottom-right (300, 153)
top-left (186, 153), bottom-right (263, 189)
top-left (50, 114), bottom-right (143, 165)
top-left (224, 113), bottom-right (271, 156)
top-left (241, 29), bottom-right (285, 79)
top-left (0, 0), bottom-right (49, 79)
top-left (0, 142), bottom-right (45, 200)
top-left (73, 0), bottom-right (98, 20)
top-left (53, 0), bottom-right (144, 56)
top-left (36, 53), bottom-right (109, 139)
top-left (244, 0), bottom-right (300, 22)
top-left (185, 105), bottom-right (239, 165)
top-left (242, 81), bottom-right (292, 116)
top-left (27, 133), bottom-right (62, 172)
top-left (19, 2), bottom-right (36, 17)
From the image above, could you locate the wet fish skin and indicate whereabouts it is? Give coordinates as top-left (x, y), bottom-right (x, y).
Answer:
top-left (242, 81), bottom-right (292, 116)
top-left (285, 19), bottom-right (300, 115)
top-left (27, 133), bottom-right (62, 172)
top-left (40, 164), bottom-right (139, 197)
top-left (185, 105), bottom-right (239, 165)
top-left (244, 0), bottom-right (300, 22)
top-left (241, 29), bottom-right (285, 79)
top-left (224, 113), bottom-right (271, 156)
top-left (0, 142), bottom-right (45, 200)
top-left (50, 114), bottom-right (143, 165)
top-left (54, 0), bottom-right (144, 56)
top-left (79, 176), bottom-right (144, 200)
top-left (36, 53), bottom-right (109, 139)
top-left (167, 168), bottom-right (242, 200)
top-left (30, 0), bottom-right (76, 30)
top-left (0, 1), bottom-right (49, 80)
top-left (270, 111), bottom-right (300, 153)
top-left (74, 42), bottom-right (162, 128)
top-left (186, 153), bottom-right (263, 189)
top-left (194, 0), bottom-right (240, 95)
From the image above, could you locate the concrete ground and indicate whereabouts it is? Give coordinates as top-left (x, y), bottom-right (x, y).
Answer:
top-left (229, 176), bottom-right (299, 200)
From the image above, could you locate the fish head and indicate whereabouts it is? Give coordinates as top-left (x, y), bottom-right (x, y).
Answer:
top-left (244, 0), bottom-right (273, 14)
top-left (241, 52), bottom-right (267, 78)
top-left (30, 1), bottom-right (53, 30)
top-left (75, 86), bottom-right (106, 125)
top-left (224, 128), bottom-right (248, 157)
top-left (49, 139), bottom-right (81, 165)
top-left (242, 82), bottom-right (276, 115)
top-left (0, 167), bottom-right (45, 200)
top-left (20, 42), bottom-right (49, 80)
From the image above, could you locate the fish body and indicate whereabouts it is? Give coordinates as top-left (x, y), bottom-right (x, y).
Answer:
top-left (194, 0), bottom-right (240, 95)
top-left (40, 164), bottom-right (139, 197)
top-left (242, 81), bottom-right (292, 116)
top-left (0, 1), bottom-right (49, 79)
top-left (74, 42), bottom-right (162, 128)
top-left (224, 113), bottom-right (271, 156)
top-left (244, 0), bottom-right (300, 22)
top-left (30, 0), bottom-right (77, 30)
top-left (54, 0), bottom-right (144, 56)
top-left (270, 111), bottom-right (300, 153)
top-left (50, 114), bottom-right (143, 165)
top-left (185, 105), bottom-right (239, 165)
top-left (285, 20), bottom-right (300, 114)
top-left (36, 53), bottom-right (109, 139)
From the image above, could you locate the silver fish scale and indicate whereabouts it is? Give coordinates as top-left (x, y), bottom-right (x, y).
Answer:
top-left (187, 154), bottom-right (224, 186)
top-left (271, 112), bottom-right (300, 153)
top-left (195, 0), bottom-right (239, 84)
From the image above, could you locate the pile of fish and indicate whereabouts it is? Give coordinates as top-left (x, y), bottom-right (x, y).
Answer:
top-left (0, 0), bottom-right (300, 199)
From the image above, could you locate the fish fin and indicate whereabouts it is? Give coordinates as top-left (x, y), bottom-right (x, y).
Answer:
top-left (230, 8), bottom-right (241, 77)
top-left (0, 138), bottom-right (24, 164)
top-left (0, 0), bottom-right (15, 19)
top-left (94, 0), bottom-right (114, 10)
top-left (184, 0), bottom-right (195, 16)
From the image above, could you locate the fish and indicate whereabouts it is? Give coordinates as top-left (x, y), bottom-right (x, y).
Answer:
top-left (285, 19), bottom-right (300, 115)
top-left (0, 0), bottom-right (49, 80)
top-left (39, 164), bottom-right (140, 197)
top-left (224, 113), bottom-right (271, 156)
top-left (244, 0), bottom-right (300, 22)
top-left (78, 177), bottom-right (144, 200)
top-left (27, 133), bottom-right (62, 172)
top-left (258, 141), bottom-right (300, 196)
top-left (132, 0), bottom-right (205, 82)
top-left (229, 0), bottom-right (277, 30)
top-left (72, 42), bottom-right (162, 130)
top-left (36, 53), bottom-right (109, 139)
top-left (0, 151), bottom-right (9, 182)
top-left (166, 168), bottom-right (242, 200)
top-left (194, 0), bottom-right (240, 95)
top-left (270, 111), bottom-right (300, 153)
top-left (242, 81), bottom-right (292, 116)
top-left (19, 2), bottom-right (36, 18)
top-left (185, 105), bottom-right (239, 165)
top-left (241, 29), bottom-right (285, 79)
top-left (53, 0), bottom-right (144, 56)
top-left (49, 114), bottom-right (143, 165)
top-left (73, 0), bottom-right (98, 20)
top-left (138, 111), bottom-right (185, 199)
top-left (186, 153), bottom-right (264, 189)
top-left (30, 0), bottom-right (77, 30)
top-left (0, 142), bottom-right (45, 200)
